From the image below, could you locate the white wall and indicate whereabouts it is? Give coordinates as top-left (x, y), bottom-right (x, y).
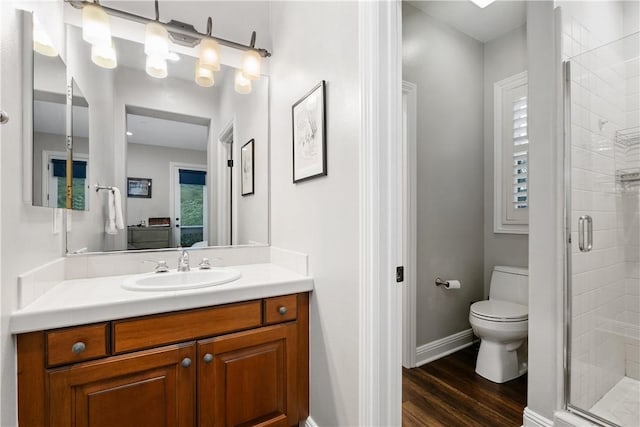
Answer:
top-left (66, 24), bottom-right (116, 254)
top-left (110, 66), bottom-right (218, 251)
top-left (483, 26), bottom-right (529, 297)
top-left (0, 3), bottom-right (66, 426)
top-left (403, 3), bottom-right (485, 347)
top-left (211, 69), bottom-right (269, 246)
top-left (525, 1), bottom-right (565, 423)
top-left (269, 2), bottom-right (360, 425)
top-left (126, 143), bottom-right (207, 227)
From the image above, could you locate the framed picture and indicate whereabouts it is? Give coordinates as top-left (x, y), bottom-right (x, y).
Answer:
top-left (127, 177), bottom-right (152, 198)
top-left (292, 80), bottom-right (327, 183)
top-left (241, 139), bottom-right (255, 196)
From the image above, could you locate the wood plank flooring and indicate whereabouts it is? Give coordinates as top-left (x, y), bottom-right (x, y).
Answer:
top-left (403, 344), bottom-right (527, 427)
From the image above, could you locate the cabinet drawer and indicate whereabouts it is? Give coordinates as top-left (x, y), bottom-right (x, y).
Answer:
top-left (46, 323), bottom-right (109, 367)
top-left (112, 301), bottom-right (262, 354)
top-left (263, 294), bottom-right (298, 325)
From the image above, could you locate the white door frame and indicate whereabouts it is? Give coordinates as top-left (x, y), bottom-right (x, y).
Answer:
top-left (216, 117), bottom-right (236, 246)
top-left (358, 1), bottom-right (403, 425)
top-left (170, 162), bottom-right (208, 247)
top-left (402, 81), bottom-right (417, 369)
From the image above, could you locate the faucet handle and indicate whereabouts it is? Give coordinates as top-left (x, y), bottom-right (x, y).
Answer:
top-left (144, 260), bottom-right (170, 273)
top-left (199, 258), bottom-right (211, 270)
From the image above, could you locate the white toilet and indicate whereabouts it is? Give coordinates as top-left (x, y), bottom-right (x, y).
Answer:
top-left (469, 266), bottom-right (528, 383)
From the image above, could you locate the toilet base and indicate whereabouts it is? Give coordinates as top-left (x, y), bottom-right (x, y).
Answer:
top-left (475, 339), bottom-right (528, 383)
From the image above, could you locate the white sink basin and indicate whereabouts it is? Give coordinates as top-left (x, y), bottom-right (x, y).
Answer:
top-left (122, 268), bottom-right (242, 292)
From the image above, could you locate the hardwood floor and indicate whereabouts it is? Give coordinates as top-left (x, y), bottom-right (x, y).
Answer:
top-left (402, 345), bottom-right (527, 427)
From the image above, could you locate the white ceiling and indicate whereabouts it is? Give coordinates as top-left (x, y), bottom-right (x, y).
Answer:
top-left (407, 0), bottom-right (526, 43)
top-left (126, 112), bottom-right (209, 151)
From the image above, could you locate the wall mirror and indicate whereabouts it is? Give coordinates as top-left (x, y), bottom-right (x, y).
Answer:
top-left (63, 21), bottom-right (270, 253)
top-left (29, 11), bottom-right (91, 211)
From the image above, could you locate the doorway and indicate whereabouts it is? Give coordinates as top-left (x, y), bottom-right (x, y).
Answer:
top-left (170, 163), bottom-right (208, 247)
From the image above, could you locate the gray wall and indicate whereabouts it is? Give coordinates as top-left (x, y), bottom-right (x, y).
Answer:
top-left (483, 26), bottom-right (529, 297)
top-left (126, 143), bottom-right (207, 227)
top-left (403, 3), bottom-right (485, 346)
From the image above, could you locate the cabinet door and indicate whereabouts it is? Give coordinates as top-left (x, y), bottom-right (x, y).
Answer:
top-left (198, 323), bottom-right (298, 427)
top-left (47, 342), bottom-right (195, 427)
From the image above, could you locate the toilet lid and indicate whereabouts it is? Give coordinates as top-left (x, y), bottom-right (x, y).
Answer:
top-left (470, 300), bottom-right (528, 322)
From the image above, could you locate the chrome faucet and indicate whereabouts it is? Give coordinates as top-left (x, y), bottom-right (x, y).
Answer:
top-left (178, 250), bottom-right (190, 272)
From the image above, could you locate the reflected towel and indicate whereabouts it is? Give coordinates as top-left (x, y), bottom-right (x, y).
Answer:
top-left (105, 187), bottom-right (124, 235)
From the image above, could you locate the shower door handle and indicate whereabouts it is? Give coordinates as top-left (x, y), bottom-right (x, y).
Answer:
top-left (578, 215), bottom-right (593, 252)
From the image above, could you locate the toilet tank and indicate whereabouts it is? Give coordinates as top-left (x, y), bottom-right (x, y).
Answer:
top-left (489, 266), bottom-right (528, 305)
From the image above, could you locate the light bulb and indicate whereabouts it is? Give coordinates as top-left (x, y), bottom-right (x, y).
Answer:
top-left (145, 55), bottom-right (167, 79)
top-left (198, 38), bottom-right (221, 71)
top-left (82, 3), bottom-right (111, 47)
top-left (234, 69), bottom-right (252, 94)
top-left (33, 17), bottom-right (58, 57)
top-left (145, 22), bottom-right (169, 58)
top-left (195, 59), bottom-right (215, 87)
top-left (241, 49), bottom-right (261, 80)
top-left (91, 42), bottom-right (117, 69)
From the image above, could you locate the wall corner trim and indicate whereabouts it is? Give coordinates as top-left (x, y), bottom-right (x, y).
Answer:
top-left (523, 407), bottom-right (554, 427)
top-left (415, 329), bottom-right (476, 367)
top-left (302, 416), bottom-right (318, 427)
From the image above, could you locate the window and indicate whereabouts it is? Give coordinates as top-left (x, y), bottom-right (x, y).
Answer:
top-left (494, 71), bottom-right (528, 234)
top-left (44, 153), bottom-right (89, 210)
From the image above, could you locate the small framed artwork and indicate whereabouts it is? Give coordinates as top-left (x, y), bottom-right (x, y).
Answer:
top-left (292, 80), bottom-right (327, 183)
top-left (241, 139), bottom-right (255, 196)
top-left (127, 177), bottom-right (152, 198)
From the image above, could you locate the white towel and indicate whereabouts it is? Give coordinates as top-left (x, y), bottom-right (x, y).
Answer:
top-left (112, 187), bottom-right (125, 230)
top-left (105, 187), bottom-right (125, 235)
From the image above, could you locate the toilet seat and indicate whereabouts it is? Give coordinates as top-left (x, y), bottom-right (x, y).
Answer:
top-left (470, 300), bottom-right (528, 322)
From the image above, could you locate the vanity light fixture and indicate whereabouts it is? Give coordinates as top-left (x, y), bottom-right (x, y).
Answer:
top-left (68, 0), bottom-right (270, 90)
top-left (234, 69), bottom-right (252, 94)
top-left (195, 59), bottom-right (215, 87)
top-left (33, 17), bottom-right (59, 57)
top-left (469, 0), bottom-right (496, 8)
top-left (145, 55), bottom-right (168, 79)
top-left (91, 41), bottom-right (117, 69)
top-left (81, 2), bottom-right (111, 47)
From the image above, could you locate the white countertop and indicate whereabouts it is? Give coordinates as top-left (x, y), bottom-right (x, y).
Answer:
top-left (10, 263), bottom-right (313, 334)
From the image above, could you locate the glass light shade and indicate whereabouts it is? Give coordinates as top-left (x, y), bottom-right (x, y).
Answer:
top-left (241, 49), bottom-right (261, 81)
top-left (198, 38), bottom-right (221, 71)
top-left (470, 0), bottom-right (496, 8)
top-left (91, 42), bottom-right (117, 69)
top-left (33, 19), bottom-right (58, 57)
top-left (195, 60), bottom-right (215, 87)
top-left (82, 3), bottom-right (111, 47)
top-left (145, 55), bottom-right (168, 79)
top-left (144, 22), bottom-right (169, 58)
top-left (234, 69), bottom-right (252, 94)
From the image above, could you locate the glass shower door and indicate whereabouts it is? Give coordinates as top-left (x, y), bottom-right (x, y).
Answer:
top-left (565, 32), bottom-right (640, 427)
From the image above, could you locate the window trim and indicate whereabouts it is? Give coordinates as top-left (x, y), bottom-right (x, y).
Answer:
top-left (494, 71), bottom-right (529, 235)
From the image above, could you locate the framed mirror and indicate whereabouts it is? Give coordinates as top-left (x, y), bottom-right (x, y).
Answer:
top-left (63, 25), bottom-right (270, 253)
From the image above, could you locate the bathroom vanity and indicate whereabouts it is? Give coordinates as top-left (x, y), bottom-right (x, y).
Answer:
top-left (12, 260), bottom-right (312, 427)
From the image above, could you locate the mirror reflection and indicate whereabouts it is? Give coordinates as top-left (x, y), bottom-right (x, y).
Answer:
top-left (63, 29), bottom-right (269, 253)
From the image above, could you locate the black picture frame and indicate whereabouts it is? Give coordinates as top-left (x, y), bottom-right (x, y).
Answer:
top-left (241, 139), bottom-right (255, 196)
top-left (127, 177), bottom-right (152, 198)
top-left (292, 80), bottom-right (327, 183)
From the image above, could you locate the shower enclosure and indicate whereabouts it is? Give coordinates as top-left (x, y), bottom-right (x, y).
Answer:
top-left (565, 31), bottom-right (640, 427)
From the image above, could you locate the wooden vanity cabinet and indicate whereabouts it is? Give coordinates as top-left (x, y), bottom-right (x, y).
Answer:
top-left (17, 293), bottom-right (309, 427)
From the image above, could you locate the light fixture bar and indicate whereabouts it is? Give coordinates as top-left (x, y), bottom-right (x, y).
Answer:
top-left (66, 0), bottom-right (271, 57)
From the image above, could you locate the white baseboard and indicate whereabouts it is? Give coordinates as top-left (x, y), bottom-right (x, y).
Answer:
top-left (301, 416), bottom-right (318, 427)
top-left (415, 328), bottom-right (476, 367)
top-left (523, 407), bottom-right (553, 427)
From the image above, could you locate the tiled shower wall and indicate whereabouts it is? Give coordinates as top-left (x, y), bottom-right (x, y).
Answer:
top-left (621, 48), bottom-right (640, 380)
top-left (564, 14), bottom-right (629, 409)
